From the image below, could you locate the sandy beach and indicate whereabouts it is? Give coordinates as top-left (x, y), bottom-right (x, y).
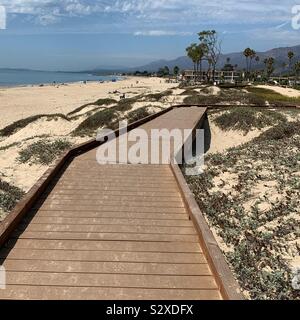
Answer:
top-left (0, 77), bottom-right (174, 128)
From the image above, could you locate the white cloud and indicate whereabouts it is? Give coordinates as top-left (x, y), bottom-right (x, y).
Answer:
top-left (134, 30), bottom-right (192, 36)
top-left (0, 0), bottom-right (298, 28)
top-left (0, 5), bottom-right (6, 29)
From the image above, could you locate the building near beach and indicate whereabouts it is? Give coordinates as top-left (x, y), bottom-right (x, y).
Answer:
top-left (182, 69), bottom-right (242, 83)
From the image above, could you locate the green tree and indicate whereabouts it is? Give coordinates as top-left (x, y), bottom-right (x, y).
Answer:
top-left (157, 68), bottom-right (165, 77)
top-left (195, 43), bottom-right (207, 81)
top-left (198, 30), bottom-right (221, 83)
top-left (186, 43), bottom-right (198, 81)
top-left (186, 43), bottom-right (206, 82)
top-left (173, 66), bottom-right (180, 77)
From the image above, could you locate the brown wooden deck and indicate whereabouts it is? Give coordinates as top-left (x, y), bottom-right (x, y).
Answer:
top-left (0, 106), bottom-right (242, 300)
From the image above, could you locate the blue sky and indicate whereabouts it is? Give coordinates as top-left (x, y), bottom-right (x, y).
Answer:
top-left (0, 0), bottom-right (299, 70)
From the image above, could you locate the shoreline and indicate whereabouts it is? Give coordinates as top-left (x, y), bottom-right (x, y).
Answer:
top-left (0, 76), bottom-right (125, 89)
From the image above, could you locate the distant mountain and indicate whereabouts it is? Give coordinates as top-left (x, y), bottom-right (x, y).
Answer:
top-left (133, 45), bottom-right (300, 73)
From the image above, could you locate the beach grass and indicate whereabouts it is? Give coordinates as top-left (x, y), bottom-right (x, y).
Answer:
top-left (67, 98), bottom-right (117, 116)
top-left (246, 87), bottom-right (300, 105)
top-left (72, 108), bottom-right (119, 136)
top-left (0, 114), bottom-right (70, 137)
top-left (183, 88), bottom-right (266, 106)
top-left (144, 90), bottom-right (173, 101)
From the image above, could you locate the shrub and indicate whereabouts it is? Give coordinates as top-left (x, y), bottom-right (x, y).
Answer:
top-left (18, 139), bottom-right (72, 165)
top-left (126, 107), bottom-right (155, 124)
top-left (0, 179), bottom-right (25, 213)
top-left (213, 107), bottom-right (286, 133)
top-left (183, 88), bottom-right (266, 106)
top-left (253, 121), bottom-right (300, 142)
top-left (72, 108), bottom-right (119, 136)
top-left (144, 90), bottom-right (173, 101)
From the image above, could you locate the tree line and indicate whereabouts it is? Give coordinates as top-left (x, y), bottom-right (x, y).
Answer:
top-left (184, 30), bottom-right (300, 83)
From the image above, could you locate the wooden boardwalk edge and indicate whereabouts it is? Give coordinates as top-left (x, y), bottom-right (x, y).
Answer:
top-left (170, 111), bottom-right (244, 300)
top-left (170, 163), bottom-right (244, 300)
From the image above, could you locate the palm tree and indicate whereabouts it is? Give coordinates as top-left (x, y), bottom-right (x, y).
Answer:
top-left (244, 48), bottom-right (256, 80)
top-left (243, 48), bottom-right (252, 74)
top-left (249, 49), bottom-right (256, 75)
top-left (294, 61), bottom-right (300, 82)
top-left (264, 57), bottom-right (275, 80)
top-left (288, 51), bottom-right (294, 69)
top-left (280, 62), bottom-right (288, 76)
top-left (255, 56), bottom-right (260, 74)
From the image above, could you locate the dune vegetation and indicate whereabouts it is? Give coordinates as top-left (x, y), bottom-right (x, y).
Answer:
top-left (184, 107), bottom-right (300, 300)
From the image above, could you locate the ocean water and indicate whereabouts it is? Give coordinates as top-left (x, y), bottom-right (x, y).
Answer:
top-left (0, 69), bottom-right (120, 87)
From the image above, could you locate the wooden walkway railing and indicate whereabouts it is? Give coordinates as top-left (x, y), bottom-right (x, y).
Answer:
top-left (0, 106), bottom-right (243, 300)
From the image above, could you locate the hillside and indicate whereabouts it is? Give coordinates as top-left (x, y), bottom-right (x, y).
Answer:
top-left (134, 45), bottom-right (300, 73)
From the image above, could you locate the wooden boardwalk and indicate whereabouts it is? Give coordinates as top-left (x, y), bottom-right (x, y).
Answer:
top-left (0, 106), bottom-right (239, 300)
